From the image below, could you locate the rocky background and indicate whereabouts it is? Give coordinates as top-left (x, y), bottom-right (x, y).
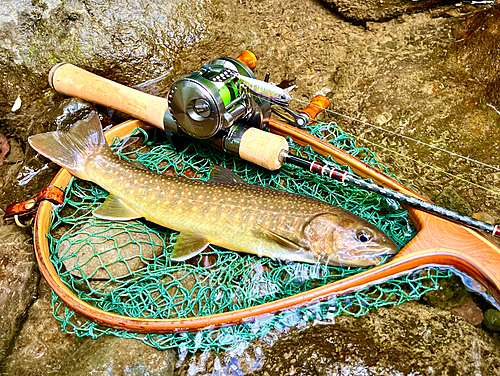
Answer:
top-left (1, 0), bottom-right (500, 374)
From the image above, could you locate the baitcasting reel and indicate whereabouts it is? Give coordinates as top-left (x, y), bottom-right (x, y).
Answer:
top-left (48, 51), bottom-right (324, 170)
top-left (167, 57), bottom-right (271, 140)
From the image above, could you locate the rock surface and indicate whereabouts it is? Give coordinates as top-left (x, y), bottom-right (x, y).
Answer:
top-left (434, 185), bottom-right (473, 216)
top-left (0, 219), bottom-right (38, 365)
top-left (0, 0), bottom-right (220, 122)
top-left (174, 301), bottom-right (500, 376)
top-left (320, 0), bottom-right (453, 22)
top-left (56, 335), bottom-right (177, 376)
top-left (0, 280), bottom-right (85, 376)
top-left (484, 309), bottom-right (500, 332)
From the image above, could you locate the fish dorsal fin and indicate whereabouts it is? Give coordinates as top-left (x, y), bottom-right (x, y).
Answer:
top-left (93, 194), bottom-right (142, 221)
top-left (128, 159), bottom-right (149, 171)
top-left (259, 226), bottom-right (302, 252)
top-left (170, 232), bottom-right (211, 262)
top-left (209, 165), bottom-right (246, 184)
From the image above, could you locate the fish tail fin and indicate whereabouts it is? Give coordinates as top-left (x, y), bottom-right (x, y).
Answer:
top-left (28, 112), bottom-right (109, 179)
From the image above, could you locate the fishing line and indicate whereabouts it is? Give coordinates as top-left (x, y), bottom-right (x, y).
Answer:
top-left (289, 96), bottom-right (500, 173)
top-left (249, 92), bottom-right (499, 196)
top-left (353, 135), bottom-right (500, 197)
top-left (302, 109), bottom-right (500, 197)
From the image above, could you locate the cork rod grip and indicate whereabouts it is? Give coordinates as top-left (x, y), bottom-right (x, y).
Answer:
top-left (49, 63), bottom-right (169, 130)
top-left (238, 128), bottom-right (288, 170)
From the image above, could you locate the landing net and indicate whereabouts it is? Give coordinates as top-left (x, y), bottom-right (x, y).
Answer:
top-left (48, 121), bottom-right (452, 352)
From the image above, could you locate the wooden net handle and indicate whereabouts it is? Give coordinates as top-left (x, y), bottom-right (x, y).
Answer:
top-left (49, 63), bottom-right (169, 130)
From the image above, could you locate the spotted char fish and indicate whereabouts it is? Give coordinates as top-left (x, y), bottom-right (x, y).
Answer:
top-left (28, 113), bottom-right (398, 267)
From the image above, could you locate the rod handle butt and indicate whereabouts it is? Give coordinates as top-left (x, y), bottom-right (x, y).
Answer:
top-left (49, 63), bottom-right (169, 130)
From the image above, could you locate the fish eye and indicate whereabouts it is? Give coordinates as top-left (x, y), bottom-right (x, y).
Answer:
top-left (356, 228), bottom-right (374, 243)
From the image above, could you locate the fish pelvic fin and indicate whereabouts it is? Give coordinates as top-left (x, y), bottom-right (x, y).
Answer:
top-left (93, 194), bottom-right (142, 221)
top-left (258, 225), bottom-right (303, 252)
top-left (170, 232), bottom-right (210, 262)
top-left (28, 112), bottom-right (108, 180)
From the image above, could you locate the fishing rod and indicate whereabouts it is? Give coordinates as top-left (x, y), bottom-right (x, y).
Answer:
top-left (46, 51), bottom-right (500, 239)
top-left (281, 152), bottom-right (500, 239)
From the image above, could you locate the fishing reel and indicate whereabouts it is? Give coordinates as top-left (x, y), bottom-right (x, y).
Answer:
top-left (48, 50), bottom-right (327, 170)
top-left (167, 57), bottom-right (271, 140)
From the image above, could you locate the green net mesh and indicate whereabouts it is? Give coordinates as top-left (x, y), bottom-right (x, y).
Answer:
top-left (48, 121), bottom-right (452, 352)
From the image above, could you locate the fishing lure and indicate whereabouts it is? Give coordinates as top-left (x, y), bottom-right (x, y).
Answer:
top-left (237, 74), bottom-right (296, 102)
top-left (212, 68), bottom-right (295, 103)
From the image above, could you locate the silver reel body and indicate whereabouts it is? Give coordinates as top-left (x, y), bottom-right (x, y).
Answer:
top-left (167, 57), bottom-right (271, 140)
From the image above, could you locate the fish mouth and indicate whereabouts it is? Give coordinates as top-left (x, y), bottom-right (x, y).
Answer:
top-left (337, 245), bottom-right (399, 266)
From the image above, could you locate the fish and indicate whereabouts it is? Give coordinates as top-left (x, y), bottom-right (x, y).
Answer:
top-left (28, 113), bottom-right (399, 267)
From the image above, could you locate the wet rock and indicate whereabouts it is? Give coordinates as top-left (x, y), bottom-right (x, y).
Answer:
top-left (483, 309), bottom-right (500, 332)
top-left (0, 0), bottom-right (221, 136)
top-left (0, 97), bottom-right (102, 210)
top-left (57, 223), bottom-right (165, 280)
top-left (450, 296), bottom-right (484, 326)
top-left (57, 335), bottom-right (177, 376)
top-left (454, 6), bottom-right (500, 109)
top-left (421, 275), bottom-right (470, 310)
top-left (1, 280), bottom-right (86, 376)
top-left (321, 0), bottom-right (452, 23)
top-left (176, 300), bottom-right (500, 375)
top-left (248, 301), bottom-right (500, 375)
top-left (434, 185), bottom-right (473, 217)
top-left (0, 218), bottom-right (39, 364)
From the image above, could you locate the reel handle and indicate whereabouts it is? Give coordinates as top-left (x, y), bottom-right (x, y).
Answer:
top-left (49, 63), bottom-right (171, 130)
top-left (299, 94), bottom-right (330, 122)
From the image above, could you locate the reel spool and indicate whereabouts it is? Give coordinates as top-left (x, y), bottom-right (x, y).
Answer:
top-left (167, 57), bottom-right (271, 139)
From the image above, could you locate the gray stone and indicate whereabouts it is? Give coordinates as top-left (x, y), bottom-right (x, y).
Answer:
top-left (1, 280), bottom-right (86, 376)
top-left (175, 301), bottom-right (500, 375)
top-left (57, 223), bottom-right (165, 280)
top-left (0, 218), bottom-right (38, 364)
top-left (434, 185), bottom-right (473, 217)
top-left (57, 335), bottom-right (177, 376)
top-left (255, 301), bottom-right (500, 375)
top-left (484, 309), bottom-right (500, 332)
top-left (320, 0), bottom-right (450, 23)
top-left (0, 0), bottom-right (221, 136)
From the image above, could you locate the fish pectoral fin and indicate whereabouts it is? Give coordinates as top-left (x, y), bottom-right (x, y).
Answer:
top-left (93, 194), bottom-right (142, 221)
top-left (170, 232), bottom-right (211, 262)
top-left (208, 165), bottom-right (246, 184)
top-left (259, 227), bottom-right (303, 252)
